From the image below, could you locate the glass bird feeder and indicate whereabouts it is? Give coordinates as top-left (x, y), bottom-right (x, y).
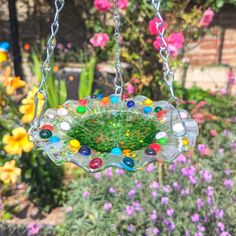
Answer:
top-left (29, 0), bottom-right (199, 173)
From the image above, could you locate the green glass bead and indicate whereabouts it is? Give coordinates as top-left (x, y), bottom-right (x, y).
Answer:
top-left (77, 106), bottom-right (86, 114)
top-left (154, 106), bottom-right (162, 113)
top-left (40, 129), bottom-right (52, 139)
top-left (157, 137), bottom-right (168, 145)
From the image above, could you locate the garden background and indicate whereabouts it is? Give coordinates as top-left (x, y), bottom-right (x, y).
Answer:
top-left (0, 0), bottom-right (236, 235)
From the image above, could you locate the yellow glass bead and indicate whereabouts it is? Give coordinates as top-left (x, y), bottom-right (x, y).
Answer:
top-left (144, 99), bottom-right (153, 106)
top-left (131, 151), bottom-right (137, 158)
top-left (69, 139), bottom-right (81, 148)
top-left (182, 137), bottom-right (190, 146)
top-left (123, 149), bottom-right (132, 156)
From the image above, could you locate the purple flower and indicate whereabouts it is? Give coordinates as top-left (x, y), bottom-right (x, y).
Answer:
top-left (224, 169), bottom-right (231, 176)
top-left (200, 170), bottom-right (213, 182)
top-left (218, 148), bottom-right (225, 155)
top-left (27, 223), bottom-right (42, 236)
top-left (224, 179), bottom-right (234, 189)
top-left (223, 129), bottom-right (230, 136)
top-left (181, 166), bottom-right (196, 177)
top-left (151, 191), bottom-right (158, 199)
top-left (163, 185), bottom-right (171, 193)
top-left (191, 213), bottom-right (200, 223)
top-left (145, 227), bottom-right (160, 236)
top-left (150, 181), bottom-right (160, 189)
top-left (173, 181), bottom-right (180, 191)
top-left (196, 198), bottom-right (204, 209)
top-left (181, 187), bottom-right (190, 196)
top-left (207, 196), bottom-right (213, 206)
top-left (127, 224), bottom-right (135, 232)
top-left (194, 233), bottom-right (203, 236)
top-left (176, 154), bottom-right (187, 163)
top-left (94, 172), bottom-right (102, 179)
top-left (185, 230), bottom-right (191, 236)
top-left (125, 205), bottom-right (135, 216)
top-left (215, 209), bottom-right (224, 219)
top-left (83, 191), bottom-right (90, 198)
top-left (146, 163), bottom-right (155, 172)
top-left (197, 225), bottom-right (205, 232)
top-left (220, 232), bottom-right (231, 236)
top-left (166, 208), bottom-right (174, 217)
top-left (115, 169), bottom-right (125, 175)
top-left (169, 163), bottom-right (177, 172)
top-left (161, 197), bottom-right (169, 205)
top-left (65, 206), bottom-right (73, 213)
top-left (127, 189), bottom-right (136, 198)
top-left (205, 186), bottom-right (214, 197)
top-left (103, 202), bottom-right (112, 211)
top-left (163, 220), bottom-right (175, 232)
top-left (150, 210), bottom-right (158, 222)
top-left (132, 201), bottom-right (143, 212)
top-left (135, 180), bottom-right (142, 189)
top-left (217, 222), bottom-right (225, 232)
top-left (231, 142), bottom-right (236, 150)
top-left (109, 187), bottom-right (116, 193)
top-left (104, 167), bottom-right (113, 178)
top-left (189, 175), bottom-right (197, 185)
top-left (56, 43), bottom-right (64, 50)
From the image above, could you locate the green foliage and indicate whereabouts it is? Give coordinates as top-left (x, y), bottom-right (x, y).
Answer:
top-left (19, 152), bottom-right (67, 213)
top-left (79, 57), bottom-right (96, 99)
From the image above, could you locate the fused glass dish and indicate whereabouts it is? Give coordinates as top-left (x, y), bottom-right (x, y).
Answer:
top-left (30, 94), bottom-right (199, 172)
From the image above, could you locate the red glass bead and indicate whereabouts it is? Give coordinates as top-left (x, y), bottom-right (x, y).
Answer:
top-left (40, 124), bottom-right (54, 131)
top-left (121, 93), bottom-right (129, 100)
top-left (79, 99), bottom-right (87, 106)
top-left (89, 158), bottom-right (103, 169)
top-left (149, 143), bottom-right (161, 152)
top-left (157, 110), bottom-right (168, 119)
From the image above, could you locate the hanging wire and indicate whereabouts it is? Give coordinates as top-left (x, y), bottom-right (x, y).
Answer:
top-left (113, 0), bottom-right (124, 96)
top-left (151, 0), bottom-right (186, 136)
top-left (31, 0), bottom-right (65, 129)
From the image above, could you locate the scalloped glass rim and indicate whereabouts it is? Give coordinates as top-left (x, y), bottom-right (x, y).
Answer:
top-left (29, 94), bottom-right (199, 173)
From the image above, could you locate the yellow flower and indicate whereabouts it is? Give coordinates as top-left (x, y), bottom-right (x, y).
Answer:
top-left (19, 87), bottom-right (44, 123)
top-left (3, 127), bottom-right (34, 155)
top-left (0, 160), bottom-right (21, 184)
top-left (3, 76), bottom-right (26, 95)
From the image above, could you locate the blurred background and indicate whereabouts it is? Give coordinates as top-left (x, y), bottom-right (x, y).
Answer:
top-left (0, 1), bottom-right (236, 236)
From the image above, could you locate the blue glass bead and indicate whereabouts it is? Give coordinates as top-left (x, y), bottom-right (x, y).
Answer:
top-left (110, 95), bottom-right (119, 104)
top-left (79, 146), bottom-right (92, 156)
top-left (127, 100), bottom-right (135, 108)
top-left (143, 106), bottom-right (153, 114)
top-left (111, 147), bottom-right (122, 155)
top-left (96, 93), bottom-right (104, 100)
top-left (49, 136), bottom-right (60, 144)
top-left (123, 157), bottom-right (134, 168)
top-left (145, 148), bottom-right (157, 156)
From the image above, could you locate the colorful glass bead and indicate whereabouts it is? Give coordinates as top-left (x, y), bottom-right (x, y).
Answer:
top-left (157, 110), bottom-right (168, 119)
top-left (69, 139), bottom-right (81, 149)
top-left (110, 95), bottom-right (119, 104)
top-left (48, 114), bottom-right (55, 119)
top-left (79, 99), bottom-right (87, 106)
top-left (143, 106), bottom-right (153, 114)
top-left (100, 97), bottom-right (110, 106)
top-left (89, 158), bottom-right (103, 169)
top-left (60, 122), bottom-right (70, 131)
top-left (123, 157), bottom-right (135, 168)
top-left (182, 137), bottom-right (190, 146)
top-left (40, 129), bottom-right (52, 139)
top-left (79, 146), bottom-right (91, 156)
top-left (77, 106), bottom-right (86, 114)
top-left (154, 106), bottom-right (162, 113)
top-left (155, 131), bottom-right (167, 140)
top-left (144, 99), bottom-right (153, 106)
top-left (111, 147), bottom-right (122, 155)
top-left (123, 149), bottom-right (132, 156)
top-left (96, 93), bottom-right (104, 100)
top-left (149, 143), bottom-right (161, 152)
top-left (49, 136), bottom-right (60, 144)
top-left (121, 93), bottom-right (129, 100)
top-left (127, 100), bottom-right (135, 108)
top-left (145, 148), bottom-right (157, 156)
top-left (40, 124), bottom-right (54, 131)
top-left (57, 108), bottom-right (68, 116)
top-left (157, 138), bottom-right (168, 145)
top-left (173, 123), bottom-right (185, 133)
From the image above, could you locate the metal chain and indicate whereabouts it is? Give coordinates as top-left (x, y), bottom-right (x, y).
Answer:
top-left (113, 0), bottom-right (124, 96)
top-left (152, 0), bottom-right (178, 104)
top-left (32, 0), bottom-right (65, 128)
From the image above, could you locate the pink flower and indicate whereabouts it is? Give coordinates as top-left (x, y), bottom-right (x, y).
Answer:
top-left (27, 223), bottom-right (42, 236)
top-left (65, 206), bottom-right (73, 213)
top-left (118, 0), bottom-right (128, 9)
top-left (127, 83), bottom-right (135, 94)
top-left (153, 36), bottom-right (167, 50)
top-left (103, 202), bottom-right (112, 211)
top-left (90, 33), bottom-right (109, 48)
top-left (199, 8), bottom-right (214, 27)
top-left (149, 17), bottom-right (168, 35)
top-left (197, 144), bottom-right (211, 156)
top-left (210, 130), bottom-right (218, 136)
top-left (94, 0), bottom-right (112, 12)
top-left (168, 32), bottom-right (185, 49)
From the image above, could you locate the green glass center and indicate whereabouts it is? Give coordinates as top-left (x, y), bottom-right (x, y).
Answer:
top-left (67, 112), bottom-right (161, 152)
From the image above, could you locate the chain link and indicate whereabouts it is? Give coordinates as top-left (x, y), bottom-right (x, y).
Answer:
top-left (151, 0), bottom-right (178, 103)
top-left (113, 0), bottom-right (124, 96)
top-left (32, 0), bottom-right (65, 128)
